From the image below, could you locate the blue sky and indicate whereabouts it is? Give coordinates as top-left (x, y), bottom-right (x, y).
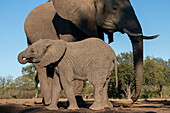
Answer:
top-left (0, 0), bottom-right (169, 79)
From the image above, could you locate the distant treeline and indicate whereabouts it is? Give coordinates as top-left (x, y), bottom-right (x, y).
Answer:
top-left (0, 52), bottom-right (169, 99)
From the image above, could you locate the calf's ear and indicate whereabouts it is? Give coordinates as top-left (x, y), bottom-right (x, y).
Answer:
top-left (40, 40), bottom-right (66, 67)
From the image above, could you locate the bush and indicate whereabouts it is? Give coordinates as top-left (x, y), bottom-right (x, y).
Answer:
top-left (162, 86), bottom-right (170, 98)
top-left (140, 85), bottom-right (170, 99)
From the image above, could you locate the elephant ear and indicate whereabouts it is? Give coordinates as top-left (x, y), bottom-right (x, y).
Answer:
top-left (40, 40), bottom-right (66, 67)
top-left (53, 0), bottom-right (98, 36)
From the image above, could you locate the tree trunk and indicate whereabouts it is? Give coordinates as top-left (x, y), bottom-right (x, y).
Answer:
top-left (123, 85), bottom-right (132, 100)
top-left (159, 85), bottom-right (163, 98)
top-left (127, 85), bottom-right (132, 99)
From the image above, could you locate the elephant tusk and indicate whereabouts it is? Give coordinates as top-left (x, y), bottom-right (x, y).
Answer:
top-left (143, 34), bottom-right (160, 40)
top-left (123, 28), bottom-right (160, 39)
top-left (122, 28), bottom-right (143, 37)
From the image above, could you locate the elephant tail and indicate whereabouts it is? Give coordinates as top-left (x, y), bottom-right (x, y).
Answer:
top-left (113, 55), bottom-right (118, 89)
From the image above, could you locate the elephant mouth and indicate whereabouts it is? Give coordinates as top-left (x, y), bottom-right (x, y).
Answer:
top-left (23, 57), bottom-right (33, 63)
top-left (23, 57), bottom-right (38, 63)
top-left (21, 57), bottom-right (40, 63)
top-left (122, 28), bottom-right (143, 36)
top-left (100, 21), bottom-right (118, 33)
top-left (108, 23), bottom-right (143, 37)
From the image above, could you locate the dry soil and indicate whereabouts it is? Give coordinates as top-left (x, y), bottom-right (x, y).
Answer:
top-left (0, 98), bottom-right (169, 113)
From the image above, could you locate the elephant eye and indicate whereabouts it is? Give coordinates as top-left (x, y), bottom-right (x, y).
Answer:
top-left (112, 7), bottom-right (117, 10)
top-left (30, 48), bottom-right (34, 53)
top-left (112, 7), bottom-right (117, 14)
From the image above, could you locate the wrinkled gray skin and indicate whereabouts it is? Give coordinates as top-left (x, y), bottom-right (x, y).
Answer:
top-left (22, 1), bottom-right (88, 105)
top-left (19, 0), bottom-right (159, 104)
top-left (18, 38), bottom-right (117, 110)
top-left (52, 0), bottom-right (159, 102)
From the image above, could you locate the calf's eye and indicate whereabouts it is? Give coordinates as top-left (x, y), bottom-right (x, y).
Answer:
top-left (112, 7), bottom-right (117, 10)
top-left (30, 48), bottom-right (34, 53)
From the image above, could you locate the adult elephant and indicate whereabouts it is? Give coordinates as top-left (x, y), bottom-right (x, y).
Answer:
top-left (52, 0), bottom-right (159, 102)
top-left (18, 0), bottom-right (159, 104)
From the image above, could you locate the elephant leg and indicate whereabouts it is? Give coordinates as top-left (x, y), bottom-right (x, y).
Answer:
top-left (102, 77), bottom-right (112, 108)
top-left (74, 80), bottom-right (83, 96)
top-left (59, 34), bottom-right (85, 106)
top-left (59, 68), bottom-right (79, 110)
top-left (46, 73), bottom-right (62, 110)
top-left (89, 71), bottom-right (106, 110)
top-left (102, 64), bottom-right (114, 108)
top-left (89, 83), bottom-right (104, 110)
top-left (34, 63), bottom-right (51, 105)
top-left (46, 66), bottom-right (55, 100)
top-left (47, 76), bottom-right (53, 94)
top-left (74, 80), bottom-right (86, 106)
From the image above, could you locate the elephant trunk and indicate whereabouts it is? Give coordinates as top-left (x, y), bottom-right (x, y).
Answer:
top-left (18, 51), bottom-right (28, 64)
top-left (125, 32), bottom-right (159, 102)
top-left (130, 36), bottom-right (143, 102)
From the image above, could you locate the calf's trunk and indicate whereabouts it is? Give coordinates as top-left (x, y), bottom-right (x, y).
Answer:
top-left (18, 51), bottom-right (28, 64)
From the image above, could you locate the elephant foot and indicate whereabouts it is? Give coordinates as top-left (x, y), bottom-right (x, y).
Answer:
top-left (75, 96), bottom-right (87, 107)
top-left (89, 103), bottom-right (104, 110)
top-left (104, 101), bottom-right (113, 108)
top-left (46, 104), bottom-right (58, 110)
top-left (67, 105), bottom-right (79, 110)
top-left (42, 97), bottom-right (51, 105)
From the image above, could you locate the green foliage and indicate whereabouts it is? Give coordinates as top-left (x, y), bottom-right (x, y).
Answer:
top-left (0, 75), bottom-right (13, 88)
top-left (15, 64), bottom-right (37, 90)
top-left (83, 81), bottom-right (94, 99)
top-left (140, 86), bottom-right (159, 98)
top-left (0, 75), bottom-right (13, 98)
top-left (109, 53), bottom-right (170, 99)
top-left (109, 52), bottom-right (135, 99)
top-left (0, 64), bottom-right (40, 99)
top-left (108, 75), bottom-right (120, 98)
top-left (162, 86), bottom-right (170, 98)
top-left (117, 52), bottom-right (134, 86)
top-left (143, 57), bottom-right (170, 98)
top-left (143, 57), bottom-right (170, 86)
top-left (140, 85), bottom-right (170, 99)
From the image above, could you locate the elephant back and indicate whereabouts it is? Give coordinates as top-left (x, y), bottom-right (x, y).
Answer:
top-left (24, 2), bottom-right (58, 44)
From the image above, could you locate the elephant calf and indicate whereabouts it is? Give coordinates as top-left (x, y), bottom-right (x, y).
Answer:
top-left (18, 38), bottom-right (117, 110)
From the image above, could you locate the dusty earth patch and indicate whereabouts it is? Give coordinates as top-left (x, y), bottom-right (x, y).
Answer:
top-left (0, 98), bottom-right (169, 113)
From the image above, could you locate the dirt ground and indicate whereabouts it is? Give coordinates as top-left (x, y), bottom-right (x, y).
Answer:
top-left (0, 98), bottom-right (169, 113)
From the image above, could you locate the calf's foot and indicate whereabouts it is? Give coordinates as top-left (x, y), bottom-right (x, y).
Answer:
top-left (89, 103), bottom-right (104, 110)
top-left (46, 104), bottom-right (58, 110)
top-left (67, 105), bottom-right (79, 110)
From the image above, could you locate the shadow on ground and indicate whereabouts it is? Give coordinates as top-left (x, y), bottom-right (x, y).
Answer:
top-left (0, 99), bottom-right (169, 113)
